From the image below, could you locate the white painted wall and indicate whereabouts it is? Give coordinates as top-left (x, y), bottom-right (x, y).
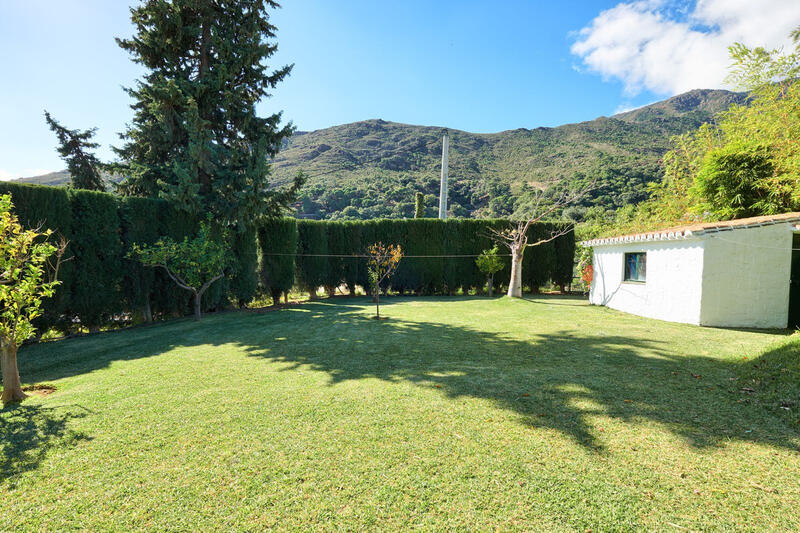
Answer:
top-left (590, 240), bottom-right (705, 325)
top-left (700, 224), bottom-right (793, 329)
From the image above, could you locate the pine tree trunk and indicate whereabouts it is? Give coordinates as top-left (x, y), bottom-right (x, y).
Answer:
top-left (193, 293), bottom-right (202, 321)
top-left (507, 245), bottom-right (523, 298)
top-left (308, 287), bottom-right (317, 300)
top-left (283, 293), bottom-right (288, 304)
top-left (1, 341), bottom-right (26, 404)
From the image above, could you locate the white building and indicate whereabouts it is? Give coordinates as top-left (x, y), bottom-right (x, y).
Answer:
top-left (583, 213), bottom-right (800, 329)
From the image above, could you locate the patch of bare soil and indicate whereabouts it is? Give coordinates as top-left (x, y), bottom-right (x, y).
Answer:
top-left (22, 384), bottom-right (57, 396)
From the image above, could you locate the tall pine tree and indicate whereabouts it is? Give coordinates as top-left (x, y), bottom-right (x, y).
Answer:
top-left (44, 111), bottom-right (106, 191)
top-left (114, 0), bottom-right (301, 227)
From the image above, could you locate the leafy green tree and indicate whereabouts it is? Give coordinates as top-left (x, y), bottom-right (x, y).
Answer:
top-left (114, 0), bottom-right (302, 227)
top-left (0, 194), bottom-right (65, 404)
top-left (44, 111), bottom-right (106, 191)
top-left (475, 246), bottom-right (504, 297)
top-left (130, 223), bottom-right (229, 320)
top-left (691, 144), bottom-right (776, 219)
top-left (645, 26), bottom-right (800, 224)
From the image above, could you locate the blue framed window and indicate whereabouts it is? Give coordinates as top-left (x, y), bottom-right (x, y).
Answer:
top-left (624, 252), bottom-right (646, 282)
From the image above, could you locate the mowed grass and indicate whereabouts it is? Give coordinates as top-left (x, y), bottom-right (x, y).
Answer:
top-left (1, 296), bottom-right (799, 530)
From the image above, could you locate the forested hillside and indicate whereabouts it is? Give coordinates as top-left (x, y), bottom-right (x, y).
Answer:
top-left (15, 88), bottom-right (745, 220)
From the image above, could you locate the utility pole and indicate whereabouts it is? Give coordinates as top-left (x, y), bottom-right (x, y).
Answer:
top-left (438, 129), bottom-right (449, 219)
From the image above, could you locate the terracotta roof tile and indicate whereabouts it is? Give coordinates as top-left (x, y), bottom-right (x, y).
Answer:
top-left (582, 212), bottom-right (800, 247)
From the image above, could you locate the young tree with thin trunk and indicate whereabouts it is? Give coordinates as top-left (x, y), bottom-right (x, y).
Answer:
top-left (366, 243), bottom-right (402, 319)
top-left (1, 194), bottom-right (66, 404)
top-left (475, 246), bottom-right (504, 297)
top-left (44, 111), bottom-right (106, 191)
top-left (492, 180), bottom-right (594, 298)
top-left (130, 223), bottom-right (229, 320)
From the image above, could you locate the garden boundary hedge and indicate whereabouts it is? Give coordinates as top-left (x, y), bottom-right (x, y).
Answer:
top-left (260, 218), bottom-right (574, 297)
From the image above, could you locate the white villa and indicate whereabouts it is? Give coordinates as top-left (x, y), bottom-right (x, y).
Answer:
top-left (583, 213), bottom-right (800, 329)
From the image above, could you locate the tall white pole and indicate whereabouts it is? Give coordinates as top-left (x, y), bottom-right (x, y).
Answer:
top-left (438, 130), bottom-right (449, 219)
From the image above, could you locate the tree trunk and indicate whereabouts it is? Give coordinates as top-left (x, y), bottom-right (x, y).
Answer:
top-left (487, 274), bottom-right (494, 297)
top-left (308, 286), bottom-right (318, 300)
top-left (270, 288), bottom-right (282, 307)
top-left (193, 292), bottom-right (202, 321)
top-left (1, 342), bottom-right (26, 405)
top-left (283, 293), bottom-right (288, 304)
top-left (375, 287), bottom-right (380, 319)
top-left (143, 298), bottom-right (153, 323)
top-left (507, 245), bottom-right (523, 298)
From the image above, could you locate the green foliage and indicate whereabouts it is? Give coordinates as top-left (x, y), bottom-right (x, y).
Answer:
top-left (114, 0), bottom-right (301, 228)
top-left (475, 246), bottom-right (504, 276)
top-left (119, 197), bottom-right (161, 316)
top-left (68, 189), bottom-right (123, 330)
top-left (285, 219), bottom-right (572, 295)
top-left (691, 144), bottom-right (777, 219)
top-left (414, 192), bottom-right (425, 218)
top-left (0, 182), bottom-right (72, 331)
top-left (257, 218), bottom-right (298, 302)
top-left (296, 220), bottom-right (328, 296)
top-left (0, 194), bottom-right (62, 346)
top-left (130, 222), bottom-right (230, 319)
top-left (229, 226), bottom-right (259, 307)
top-left (44, 111), bottom-right (106, 191)
top-left (638, 28), bottom-right (800, 227)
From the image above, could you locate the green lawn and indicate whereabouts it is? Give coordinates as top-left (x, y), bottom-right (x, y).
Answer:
top-left (2, 296), bottom-right (799, 530)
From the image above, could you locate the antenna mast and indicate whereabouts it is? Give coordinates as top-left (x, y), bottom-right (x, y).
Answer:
top-left (438, 129), bottom-right (449, 219)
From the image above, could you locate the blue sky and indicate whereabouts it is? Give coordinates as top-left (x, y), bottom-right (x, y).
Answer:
top-left (1, 0), bottom-right (799, 178)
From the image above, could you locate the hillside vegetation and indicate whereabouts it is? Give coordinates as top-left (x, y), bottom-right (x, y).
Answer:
top-left (16, 89), bottom-right (745, 219)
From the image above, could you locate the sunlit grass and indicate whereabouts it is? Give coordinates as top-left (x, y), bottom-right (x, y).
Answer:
top-left (1, 296), bottom-right (798, 530)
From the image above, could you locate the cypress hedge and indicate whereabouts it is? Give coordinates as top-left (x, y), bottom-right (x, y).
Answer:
top-left (68, 189), bottom-right (123, 330)
top-left (264, 218), bottom-right (574, 297)
top-left (257, 218), bottom-right (298, 303)
top-left (296, 220), bottom-right (328, 298)
top-left (230, 225), bottom-right (259, 307)
top-left (119, 196), bottom-right (161, 321)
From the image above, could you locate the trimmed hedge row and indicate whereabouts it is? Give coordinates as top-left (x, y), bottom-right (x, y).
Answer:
top-left (258, 218), bottom-right (574, 297)
top-left (0, 182), bottom-right (256, 331)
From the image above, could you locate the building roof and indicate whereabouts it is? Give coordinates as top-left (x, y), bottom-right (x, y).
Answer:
top-left (582, 212), bottom-right (800, 247)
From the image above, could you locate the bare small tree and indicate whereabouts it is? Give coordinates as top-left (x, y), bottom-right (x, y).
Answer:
top-left (491, 179), bottom-right (594, 298)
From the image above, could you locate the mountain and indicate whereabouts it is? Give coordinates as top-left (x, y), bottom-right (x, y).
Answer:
top-left (12, 88), bottom-right (746, 219)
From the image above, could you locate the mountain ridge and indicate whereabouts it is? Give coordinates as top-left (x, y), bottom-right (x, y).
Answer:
top-left (11, 88), bottom-right (746, 219)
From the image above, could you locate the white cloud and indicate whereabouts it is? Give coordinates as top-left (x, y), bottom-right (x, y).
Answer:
top-left (571, 0), bottom-right (800, 96)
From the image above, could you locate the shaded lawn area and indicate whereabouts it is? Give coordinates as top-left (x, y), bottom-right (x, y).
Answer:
top-left (1, 296), bottom-right (799, 530)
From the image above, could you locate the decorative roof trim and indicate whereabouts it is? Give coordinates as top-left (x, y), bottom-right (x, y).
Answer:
top-left (581, 213), bottom-right (800, 247)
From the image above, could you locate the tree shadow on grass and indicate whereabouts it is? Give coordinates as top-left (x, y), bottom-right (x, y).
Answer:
top-left (16, 297), bottom-right (800, 454)
top-left (238, 300), bottom-right (800, 453)
top-left (0, 403), bottom-right (90, 488)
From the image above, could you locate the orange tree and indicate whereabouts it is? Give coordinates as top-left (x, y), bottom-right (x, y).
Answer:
top-left (0, 194), bottom-right (65, 404)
